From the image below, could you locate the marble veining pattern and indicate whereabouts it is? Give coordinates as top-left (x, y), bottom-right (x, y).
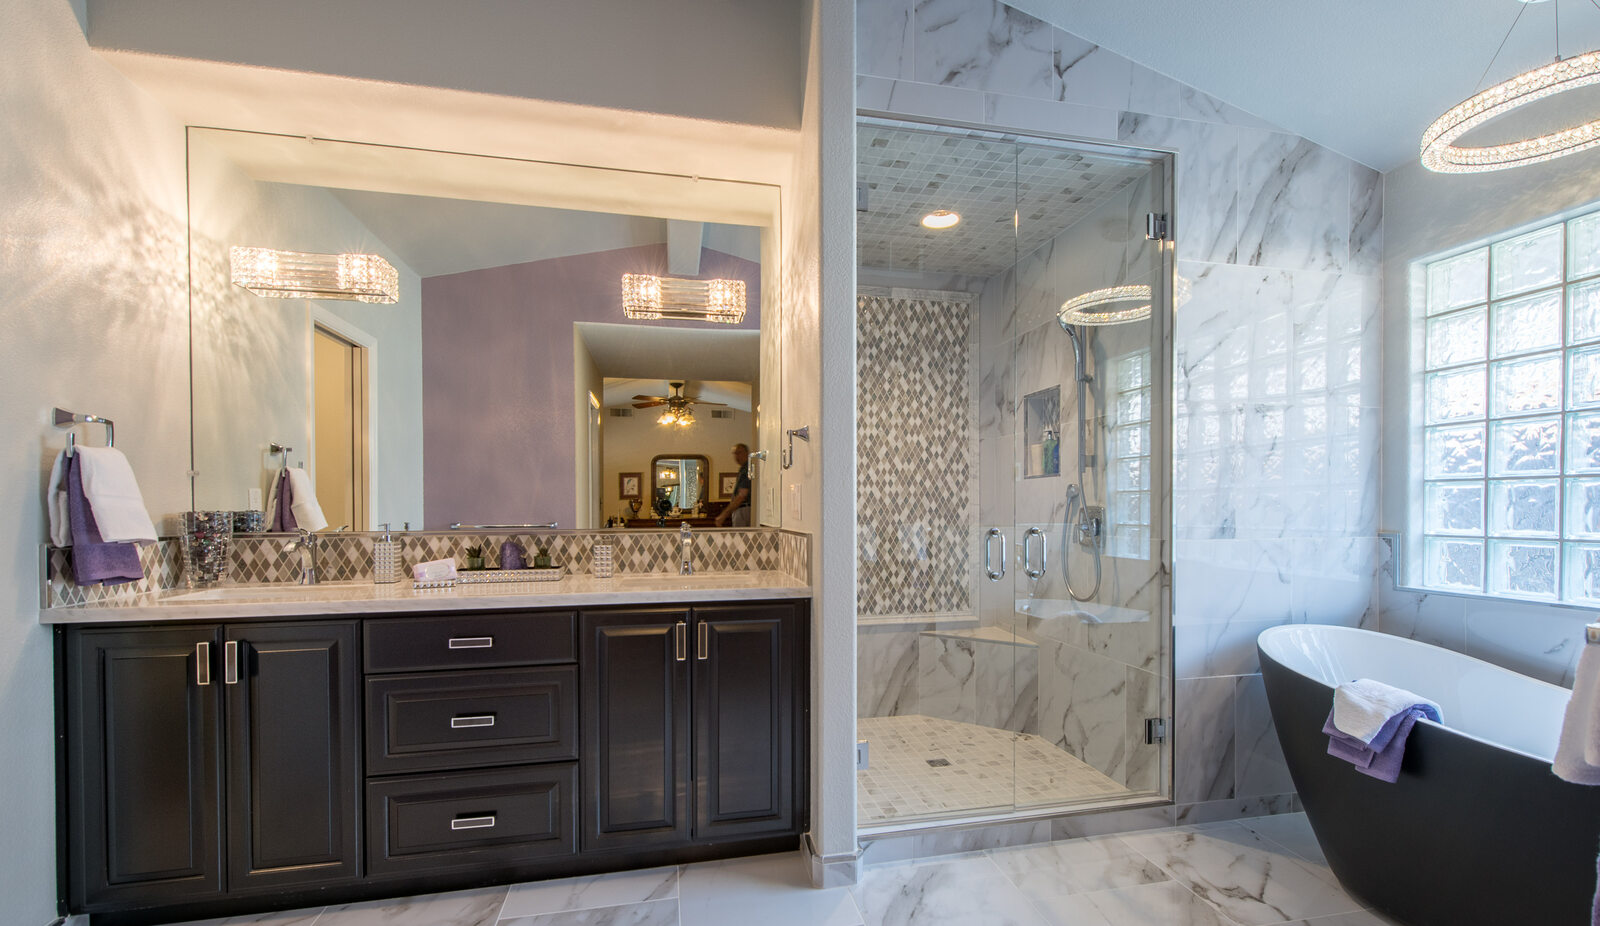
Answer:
top-left (167, 813), bottom-right (1401, 926)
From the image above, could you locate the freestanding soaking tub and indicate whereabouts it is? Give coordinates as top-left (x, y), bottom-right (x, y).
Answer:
top-left (1258, 624), bottom-right (1600, 926)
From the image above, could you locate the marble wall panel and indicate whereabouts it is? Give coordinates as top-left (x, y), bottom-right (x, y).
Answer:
top-left (913, 0), bottom-right (1054, 98)
top-left (918, 633), bottom-right (978, 723)
top-left (1234, 674), bottom-right (1292, 798)
top-left (858, 625), bottom-right (924, 717)
top-left (1174, 675), bottom-right (1236, 804)
top-left (975, 636), bottom-right (1039, 733)
top-left (1038, 639), bottom-right (1129, 780)
top-left (1236, 131), bottom-right (1351, 273)
top-left (857, 0), bottom-right (914, 80)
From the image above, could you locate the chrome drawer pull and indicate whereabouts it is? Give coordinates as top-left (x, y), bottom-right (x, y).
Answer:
top-left (450, 714), bottom-right (496, 729)
top-left (224, 640), bottom-right (240, 685)
top-left (674, 621), bottom-right (687, 662)
top-left (451, 814), bottom-right (496, 830)
top-left (196, 642), bottom-right (211, 686)
top-left (448, 636), bottom-right (494, 649)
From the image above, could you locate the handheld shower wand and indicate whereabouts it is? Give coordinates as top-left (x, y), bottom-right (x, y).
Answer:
top-left (1057, 318), bottom-right (1103, 602)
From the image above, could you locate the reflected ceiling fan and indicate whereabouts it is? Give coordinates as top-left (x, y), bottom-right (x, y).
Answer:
top-left (632, 381), bottom-right (726, 426)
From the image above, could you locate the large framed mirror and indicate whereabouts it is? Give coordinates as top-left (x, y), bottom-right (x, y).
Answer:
top-left (186, 127), bottom-right (782, 531)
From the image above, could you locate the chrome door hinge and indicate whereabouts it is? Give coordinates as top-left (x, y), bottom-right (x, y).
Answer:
top-left (1145, 213), bottom-right (1170, 241)
top-left (856, 739), bottom-right (870, 770)
top-left (1144, 717), bottom-right (1168, 745)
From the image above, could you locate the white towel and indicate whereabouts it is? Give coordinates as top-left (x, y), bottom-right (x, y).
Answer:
top-left (47, 450), bottom-right (71, 547)
top-left (1556, 645), bottom-right (1600, 785)
top-left (285, 466), bottom-right (328, 533)
top-left (1332, 678), bottom-right (1442, 744)
top-left (73, 446), bottom-right (157, 544)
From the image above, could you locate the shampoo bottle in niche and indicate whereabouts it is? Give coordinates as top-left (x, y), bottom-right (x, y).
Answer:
top-left (373, 522), bottom-right (401, 584)
top-left (1042, 428), bottom-right (1059, 476)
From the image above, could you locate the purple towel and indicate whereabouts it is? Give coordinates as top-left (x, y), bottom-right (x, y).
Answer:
top-left (1324, 706), bottom-right (1431, 783)
top-left (64, 453), bottom-right (142, 586)
top-left (269, 469), bottom-right (297, 533)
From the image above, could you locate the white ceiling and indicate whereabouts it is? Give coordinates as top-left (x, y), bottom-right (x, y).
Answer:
top-left (577, 323), bottom-right (760, 395)
top-left (1014, 0), bottom-right (1600, 171)
top-left (602, 379), bottom-right (754, 412)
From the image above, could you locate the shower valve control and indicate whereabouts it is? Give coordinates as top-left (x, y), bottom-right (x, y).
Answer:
top-left (1077, 506), bottom-right (1104, 545)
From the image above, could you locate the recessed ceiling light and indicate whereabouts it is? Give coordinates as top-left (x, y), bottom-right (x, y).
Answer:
top-left (921, 210), bottom-right (961, 229)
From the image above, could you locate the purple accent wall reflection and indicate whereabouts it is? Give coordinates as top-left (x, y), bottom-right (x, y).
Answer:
top-left (421, 244), bottom-right (760, 529)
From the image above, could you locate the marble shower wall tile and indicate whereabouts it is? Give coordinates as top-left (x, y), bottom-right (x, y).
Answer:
top-left (1236, 131), bottom-right (1351, 273)
top-left (1233, 675), bottom-right (1292, 798)
top-left (1174, 676), bottom-right (1235, 804)
top-left (1052, 31), bottom-right (1132, 109)
top-left (974, 634), bottom-right (1039, 733)
top-left (1349, 165), bottom-right (1383, 275)
top-left (858, 625), bottom-right (924, 717)
top-left (1038, 639), bottom-right (1129, 781)
top-left (917, 633), bottom-right (978, 723)
top-left (1118, 113), bottom-right (1239, 265)
top-left (913, 0), bottom-right (1055, 98)
top-left (857, 0), bottom-right (914, 80)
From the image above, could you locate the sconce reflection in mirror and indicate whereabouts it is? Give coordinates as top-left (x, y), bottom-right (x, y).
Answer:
top-left (231, 246), bottom-right (399, 304)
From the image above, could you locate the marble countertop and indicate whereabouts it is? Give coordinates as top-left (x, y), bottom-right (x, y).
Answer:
top-left (42, 571), bottom-right (811, 624)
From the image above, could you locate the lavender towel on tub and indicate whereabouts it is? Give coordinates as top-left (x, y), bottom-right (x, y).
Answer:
top-left (64, 453), bottom-right (142, 586)
top-left (1323, 706), bottom-right (1435, 783)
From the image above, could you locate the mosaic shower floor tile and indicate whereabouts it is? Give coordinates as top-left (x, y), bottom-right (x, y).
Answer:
top-left (857, 714), bottom-right (1129, 824)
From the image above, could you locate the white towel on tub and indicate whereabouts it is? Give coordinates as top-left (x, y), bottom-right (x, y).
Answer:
top-left (1332, 678), bottom-right (1442, 744)
top-left (1555, 644), bottom-right (1600, 785)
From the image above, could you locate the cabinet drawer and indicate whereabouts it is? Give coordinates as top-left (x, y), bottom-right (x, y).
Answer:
top-left (365, 611), bottom-right (576, 672)
top-left (366, 667), bottom-right (577, 774)
top-left (366, 764), bottom-right (576, 875)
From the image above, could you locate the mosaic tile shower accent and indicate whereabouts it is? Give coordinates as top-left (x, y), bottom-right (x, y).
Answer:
top-left (856, 293), bottom-right (979, 618)
top-left (46, 529), bottom-right (799, 604)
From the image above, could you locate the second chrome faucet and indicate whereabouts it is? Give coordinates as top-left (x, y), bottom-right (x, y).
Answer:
top-left (679, 522), bottom-right (694, 575)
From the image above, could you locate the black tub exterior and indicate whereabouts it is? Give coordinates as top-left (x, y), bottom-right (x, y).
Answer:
top-left (1259, 644), bottom-right (1600, 926)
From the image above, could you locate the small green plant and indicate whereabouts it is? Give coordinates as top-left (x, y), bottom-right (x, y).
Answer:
top-left (465, 545), bottom-right (483, 558)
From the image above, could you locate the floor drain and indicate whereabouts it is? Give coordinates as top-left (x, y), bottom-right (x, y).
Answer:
top-left (926, 758), bottom-right (951, 767)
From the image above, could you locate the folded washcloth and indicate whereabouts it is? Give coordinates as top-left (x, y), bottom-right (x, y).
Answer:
top-left (1324, 706), bottom-right (1435, 783)
top-left (64, 452), bottom-right (143, 586)
top-left (73, 446), bottom-right (157, 544)
top-left (47, 450), bottom-right (70, 547)
top-left (1333, 678), bottom-right (1442, 744)
top-left (1555, 644), bottom-right (1600, 785)
top-left (286, 466), bottom-right (328, 533)
top-left (266, 468), bottom-right (296, 533)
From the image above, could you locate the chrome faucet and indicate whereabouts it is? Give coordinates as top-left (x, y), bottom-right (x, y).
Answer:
top-left (284, 528), bottom-right (320, 585)
top-left (679, 522), bottom-right (694, 575)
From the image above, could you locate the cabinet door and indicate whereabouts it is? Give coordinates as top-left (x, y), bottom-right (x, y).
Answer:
top-left (580, 609), bottom-right (690, 850)
top-left (691, 604), bottom-right (802, 840)
top-left (65, 625), bottom-right (223, 910)
top-left (224, 621), bottom-right (360, 890)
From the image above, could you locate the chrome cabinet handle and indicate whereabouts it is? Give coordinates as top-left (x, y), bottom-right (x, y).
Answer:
top-left (984, 528), bottom-right (1007, 581)
top-left (675, 621), bottom-right (687, 662)
top-left (450, 815), bottom-right (496, 830)
top-left (697, 620), bottom-right (709, 660)
top-left (223, 640), bottom-right (240, 685)
top-left (1024, 527), bottom-right (1047, 580)
top-left (450, 715), bottom-right (496, 729)
top-left (448, 636), bottom-right (494, 649)
top-left (196, 642), bottom-right (211, 686)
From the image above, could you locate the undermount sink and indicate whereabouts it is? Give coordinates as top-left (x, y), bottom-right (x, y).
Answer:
top-left (163, 583), bottom-right (366, 602)
top-left (610, 573), bottom-right (762, 588)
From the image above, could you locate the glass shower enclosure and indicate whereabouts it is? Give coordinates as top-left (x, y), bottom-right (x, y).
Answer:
top-left (855, 117), bottom-right (1173, 829)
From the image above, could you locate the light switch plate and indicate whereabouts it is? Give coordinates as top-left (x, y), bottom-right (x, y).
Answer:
top-left (247, 487), bottom-right (263, 510)
top-left (787, 483), bottom-right (801, 519)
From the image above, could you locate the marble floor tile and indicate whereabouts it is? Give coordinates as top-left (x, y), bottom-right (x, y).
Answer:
top-left (853, 855), bottom-right (1052, 926)
top-left (1117, 822), bottom-right (1362, 925)
top-left (1275, 912), bottom-right (1406, 926)
top-left (1236, 811), bottom-right (1327, 867)
top-left (677, 851), bottom-right (863, 926)
top-left (316, 886), bottom-right (506, 926)
top-left (501, 867), bottom-right (678, 918)
top-left (498, 898), bottom-right (677, 926)
top-left (168, 910), bottom-right (323, 926)
top-left (986, 835), bottom-right (1169, 897)
top-left (1029, 880), bottom-right (1234, 926)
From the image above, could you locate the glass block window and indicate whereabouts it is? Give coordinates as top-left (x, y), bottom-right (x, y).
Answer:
top-left (1108, 349), bottom-right (1152, 559)
top-left (1419, 209), bottom-right (1600, 602)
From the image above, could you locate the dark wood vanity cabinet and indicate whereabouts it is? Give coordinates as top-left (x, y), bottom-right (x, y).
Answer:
top-left (61, 621), bottom-right (361, 913)
top-left (58, 599), bottom-right (805, 922)
top-left (581, 603), bottom-right (803, 851)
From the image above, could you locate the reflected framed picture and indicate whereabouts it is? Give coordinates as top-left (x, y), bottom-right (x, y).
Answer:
top-left (619, 472), bottom-right (642, 499)
top-left (718, 472), bottom-right (739, 498)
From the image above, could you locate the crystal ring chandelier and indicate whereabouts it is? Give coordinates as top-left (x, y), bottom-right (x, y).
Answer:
top-left (1057, 284), bottom-right (1152, 326)
top-left (1421, 49), bottom-right (1600, 173)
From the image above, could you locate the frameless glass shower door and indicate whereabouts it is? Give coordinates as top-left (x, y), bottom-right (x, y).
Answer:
top-left (855, 118), bottom-right (1171, 830)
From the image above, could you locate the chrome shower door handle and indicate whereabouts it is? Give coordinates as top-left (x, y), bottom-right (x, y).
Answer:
top-left (984, 528), bottom-right (1007, 581)
top-left (1024, 527), bottom-right (1047, 580)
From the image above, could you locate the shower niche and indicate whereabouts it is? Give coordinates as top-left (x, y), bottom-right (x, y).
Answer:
top-left (1022, 387), bottom-right (1060, 478)
top-left (854, 117), bottom-right (1173, 831)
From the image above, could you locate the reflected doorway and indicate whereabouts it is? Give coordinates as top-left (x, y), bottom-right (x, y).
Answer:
top-left (312, 323), bottom-right (370, 531)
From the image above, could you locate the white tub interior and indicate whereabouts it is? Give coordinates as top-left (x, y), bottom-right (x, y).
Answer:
top-left (1258, 624), bottom-right (1572, 762)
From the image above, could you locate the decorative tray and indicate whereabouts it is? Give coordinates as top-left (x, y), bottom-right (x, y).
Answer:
top-left (457, 566), bottom-right (564, 584)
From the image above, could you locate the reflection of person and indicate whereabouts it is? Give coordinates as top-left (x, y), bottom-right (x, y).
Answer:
top-left (715, 443), bottom-right (752, 526)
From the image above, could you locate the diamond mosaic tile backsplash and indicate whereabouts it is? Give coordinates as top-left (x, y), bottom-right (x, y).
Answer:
top-left (856, 293), bottom-right (979, 618)
top-left (45, 528), bottom-right (807, 607)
